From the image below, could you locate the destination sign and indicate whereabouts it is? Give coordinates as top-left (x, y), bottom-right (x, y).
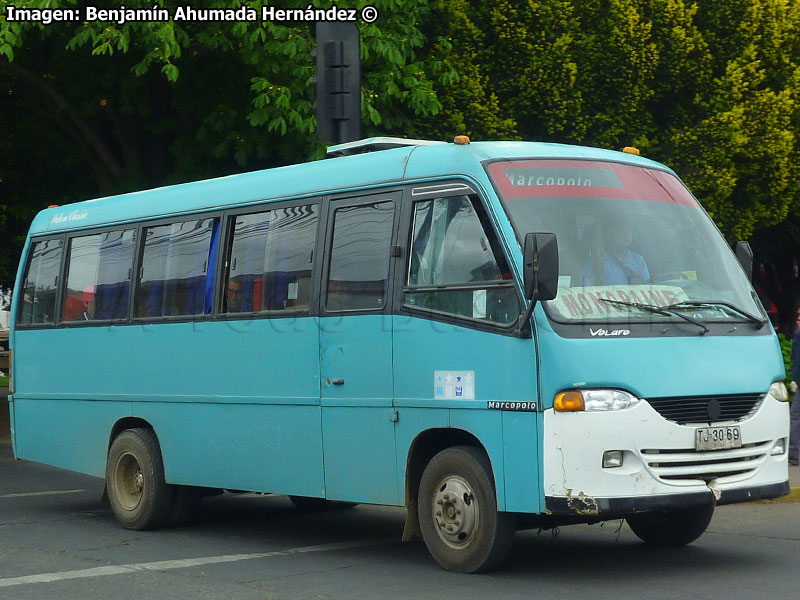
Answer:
top-left (504, 166), bottom-right (622, 189)
top-left (487, 160), bottom-right (700, 206)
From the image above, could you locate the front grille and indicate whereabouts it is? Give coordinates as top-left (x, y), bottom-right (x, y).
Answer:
top-left (641, 441), bottom-right (772, 483)
top-left (646, 393), bottom-right (764, 425)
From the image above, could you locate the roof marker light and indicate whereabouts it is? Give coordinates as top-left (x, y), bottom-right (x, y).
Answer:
top-left (454, 135), bottom-right (470, 145)
top-left (622, 147), bottom-right (640, 155)
top-left (48, 204), bottom-right (60, 208)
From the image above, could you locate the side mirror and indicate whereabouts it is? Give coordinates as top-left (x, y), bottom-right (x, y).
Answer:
top-left (523, 232), bottom-right (559, 301)
top-left (734, 241), bottom-right (753, 281)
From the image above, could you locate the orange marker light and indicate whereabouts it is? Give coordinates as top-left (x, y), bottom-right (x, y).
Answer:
top-left (48, 204), bottom-right (60, 208)
top-left (454, 135), bottom-right (470, 145)
top-left (554, 390), bottom-right (585, 412)
top-left (622, 147), bottom-right (640, 155)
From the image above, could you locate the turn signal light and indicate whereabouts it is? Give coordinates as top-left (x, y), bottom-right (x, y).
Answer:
top-left (554, 390), bottom-right (585, 412)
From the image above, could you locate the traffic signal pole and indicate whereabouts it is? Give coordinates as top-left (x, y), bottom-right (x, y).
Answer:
top-left (314, 22), bottom-right (361, 145)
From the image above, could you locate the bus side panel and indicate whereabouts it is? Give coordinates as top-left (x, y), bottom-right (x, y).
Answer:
top-left (393, 315), bottom-right (539, 513)
top-left (13, 328), bottom-right (132, 476)
top-left (321, 407), bottom-right (399, 504)
top-left (501, 410), bottom-right (541, 513)
top-left (14, 398), bottom-right (129, 477)
top-left (13, 318), bottom-right (325, 494)
top-left (449, 408), bottom-right (507, 510)
top-left (128, 318), bottom-right (324, 496)
top-left (134, 402), bottom-right (324, 496)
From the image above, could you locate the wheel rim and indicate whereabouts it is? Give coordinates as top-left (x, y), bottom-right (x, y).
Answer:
top-left (113, 451), bottom-right (144, 511)
top-left (431, 475), bottom-right (479, 549)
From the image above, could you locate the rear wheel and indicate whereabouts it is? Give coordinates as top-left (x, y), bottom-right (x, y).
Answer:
top-left (106, 428), bottom-right (173, 530)
top-left (626, 504), bottom-right (714, 546)
top-left (418, 446), bottom-right (515, 573)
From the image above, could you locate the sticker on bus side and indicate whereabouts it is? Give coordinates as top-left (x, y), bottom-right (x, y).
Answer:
top-left (434, 371), bottom-right (475, 400)
top-left (487, 401), bottom-right (537, 411)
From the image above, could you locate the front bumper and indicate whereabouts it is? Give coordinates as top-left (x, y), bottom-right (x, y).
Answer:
top-left (544, 480), bottom-right (790, 518)
top-left (542, 392), bottom-right (790, 516)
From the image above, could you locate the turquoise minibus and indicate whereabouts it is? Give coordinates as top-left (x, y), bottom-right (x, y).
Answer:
top-left (8, 137), bottom-right (791, 572)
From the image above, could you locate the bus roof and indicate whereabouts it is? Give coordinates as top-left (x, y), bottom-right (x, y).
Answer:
top-left (28, 140), bottom-right (672, 236)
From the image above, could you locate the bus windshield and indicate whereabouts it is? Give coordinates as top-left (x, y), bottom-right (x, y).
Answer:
top-left (487, 159), bottom-right (765, 325)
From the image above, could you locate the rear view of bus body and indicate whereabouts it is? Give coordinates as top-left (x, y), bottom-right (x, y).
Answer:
top-left (9, 138), bottom-right (790, 573)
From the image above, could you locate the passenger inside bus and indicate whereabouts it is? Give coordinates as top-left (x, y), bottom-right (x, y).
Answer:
top-left (82, 285), bottom-right (95, 320)
top-left (581, 220), bottom-right (650, 286)
top-left (225, 278), bottom-right (244, 312)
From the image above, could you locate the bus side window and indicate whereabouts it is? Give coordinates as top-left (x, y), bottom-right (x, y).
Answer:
top-left (134, 218), bottom-right (218, 319)
top-left (62, 229), bottom-right (136, 322)
top-left (17, 238), bottom-right (63, 325)
top-left (223, 204), bottom-right (318, 315)
top-left (404, 195), bottom-right (519, 325)
top-left (325, 201), bottom-right (394, 312)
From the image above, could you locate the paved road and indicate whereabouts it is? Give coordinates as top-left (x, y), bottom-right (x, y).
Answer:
top-left (1, 441), bottom-right (799, 600)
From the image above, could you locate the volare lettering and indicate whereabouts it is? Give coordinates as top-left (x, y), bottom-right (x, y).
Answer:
top-left (589, 328), bottom-right (631, 337)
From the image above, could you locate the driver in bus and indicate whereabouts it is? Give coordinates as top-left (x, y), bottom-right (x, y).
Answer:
top-left (581, 220), bottom-right (650, 286)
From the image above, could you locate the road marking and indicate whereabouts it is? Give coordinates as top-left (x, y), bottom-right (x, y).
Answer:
top-left (0, 538), bottom-right (392, 588)
top-left (0, 489), bottom-right (84, 498)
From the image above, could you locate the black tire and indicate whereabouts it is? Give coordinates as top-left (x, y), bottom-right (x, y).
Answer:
top-left (418, 446), bottom-right (515, 573)
top-left (106, 428), bottom-right (173, 530)
top-left (626, 504), bottom-right (714, 546)
top-left (288, 495), bottom-right (358, 512)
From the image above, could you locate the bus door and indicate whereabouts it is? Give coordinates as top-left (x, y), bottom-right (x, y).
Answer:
top-left (319, 192), bottom-right (401, 504)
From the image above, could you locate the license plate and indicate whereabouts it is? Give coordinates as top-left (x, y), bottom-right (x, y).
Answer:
top-left (695, 426), bottom-right (742, 451)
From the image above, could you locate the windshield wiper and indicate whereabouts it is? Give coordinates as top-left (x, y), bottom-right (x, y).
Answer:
top-left (665, 300), bottom-right (766, 328)
top-left (598, 298), bottom-right (710, 334)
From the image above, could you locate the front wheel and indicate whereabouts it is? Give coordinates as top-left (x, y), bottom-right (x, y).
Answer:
top-left (106, 428), bottom-right (173, 530)
top-left (418, 446), bottom-right (515, 573)
top-left (626, 504), bottom-right (714, 546)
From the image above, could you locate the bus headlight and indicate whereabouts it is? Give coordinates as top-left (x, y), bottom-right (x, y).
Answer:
top-left (768, 381), bottom-right (789, 402)
top-left (554, 389), bottom-right (640, 412)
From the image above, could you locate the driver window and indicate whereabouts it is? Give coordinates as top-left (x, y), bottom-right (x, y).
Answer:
top-left (405, 195), bottom-right (519, 325)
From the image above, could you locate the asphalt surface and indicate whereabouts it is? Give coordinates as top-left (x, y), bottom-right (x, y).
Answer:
top-left (1, 438), bottom-right (800, 600)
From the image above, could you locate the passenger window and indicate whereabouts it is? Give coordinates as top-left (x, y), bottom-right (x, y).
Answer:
top-left (326, 201), bottom-right (394, 311)
top-left (405, 195), bottom-right (519, 325)
top-left (62, 229), bottom-right (135, 322)
top-left (18, 238), bottom-right (63, 325)
top-left (134, 218), bottom-right (219, 318)
top-left (224, 204), bottom-right (318, 314)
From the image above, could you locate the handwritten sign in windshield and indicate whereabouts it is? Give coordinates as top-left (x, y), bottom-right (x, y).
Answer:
top-left (549, 285), bottom-right (689, 320)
